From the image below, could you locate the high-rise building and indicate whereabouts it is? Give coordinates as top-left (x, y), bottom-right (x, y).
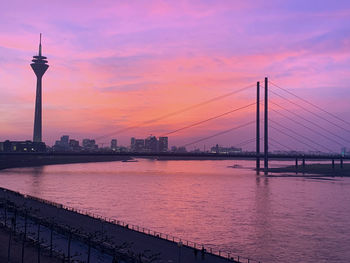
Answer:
top-left (31, 34), bottom-right (49, 142)
top-left (130, 137), bottom-right (136, 151)
top-left (111, 139), bottom-right (117, 150)
top-left (134, 139), bottom-right (145, 152)
top-left (158, 137), bottom-right (168, 152)
top-left (53, 135), bottom-right (70, 151)
top-left (69, 139), bottom-right (80, 151)
top-left (145, 136), bottom-right (158, 152)
top-left (82, 139), bottom-right (98, 151)
top-left (61, 135), bottom-right (69, 145)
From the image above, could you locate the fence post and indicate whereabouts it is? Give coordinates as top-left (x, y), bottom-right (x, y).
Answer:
top-left (4, 203), bottom-right (7, 227)
top-left (68, 231), bottom-right (72, 263)
top-left (7, 218), bottom-right (13, 263)
top-left (50, 224), bottom-right (53, 257)
top-left (22, 212), bottom-right (28, 263)
top-left (87, 237), bottom-right (91, 263)
top-left (14, 209), bottom-right (17, 234)
top-left (37, 223), bottom-right (41, 263)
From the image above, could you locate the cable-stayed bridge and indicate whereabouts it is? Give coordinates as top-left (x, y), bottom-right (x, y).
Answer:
top-left (3, 77), bottom-right (350, 173)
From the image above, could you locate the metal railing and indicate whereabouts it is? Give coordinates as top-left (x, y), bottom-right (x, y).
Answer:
top-left (1, 187), bottom-right (261, 263)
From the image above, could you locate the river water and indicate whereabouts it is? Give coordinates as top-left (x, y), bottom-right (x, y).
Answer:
top-left (0, 159), bottom-right (349, 263)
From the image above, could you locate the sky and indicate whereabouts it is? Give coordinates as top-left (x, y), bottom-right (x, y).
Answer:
top-left (1, 0), bottom-right (350, 152)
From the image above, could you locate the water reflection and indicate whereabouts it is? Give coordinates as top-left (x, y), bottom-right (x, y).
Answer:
top-left (28, 166), bottom-right (45, 195)
top-left (0, 160), bottom-right (349, 263)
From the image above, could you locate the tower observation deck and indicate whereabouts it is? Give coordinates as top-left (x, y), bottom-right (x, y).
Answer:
top-left (31, 33), bottom-right (49, 142)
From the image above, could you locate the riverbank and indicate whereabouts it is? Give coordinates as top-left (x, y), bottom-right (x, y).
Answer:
top-left (0, 187), bottom-right (246, 263)
top-left (0, 153), bottom-right (130, 170)
top-left (267, 163), bottom-right (350, 176)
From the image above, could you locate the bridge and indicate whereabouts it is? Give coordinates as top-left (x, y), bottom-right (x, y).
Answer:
top-left (3, 78), bottom-right (350, 173)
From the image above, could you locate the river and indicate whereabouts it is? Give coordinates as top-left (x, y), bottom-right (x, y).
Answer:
top-left (0, 159), bottom-right (349, 262)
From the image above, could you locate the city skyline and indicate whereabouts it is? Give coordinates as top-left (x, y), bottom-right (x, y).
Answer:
top-left (1, 1), bottom-right (350, 152)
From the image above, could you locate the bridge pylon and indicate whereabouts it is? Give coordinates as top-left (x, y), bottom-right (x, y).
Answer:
top-left (264, 77), bottom-right (269, 174)
top-left (256, 81), bottom-right (260, 174)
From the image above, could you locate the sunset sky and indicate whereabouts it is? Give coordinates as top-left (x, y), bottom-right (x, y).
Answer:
top-left (1, 0), bottom-right (350, 151)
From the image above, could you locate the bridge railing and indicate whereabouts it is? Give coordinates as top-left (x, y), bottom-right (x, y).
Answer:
top-left (0, 187), bottom-right (261, 263)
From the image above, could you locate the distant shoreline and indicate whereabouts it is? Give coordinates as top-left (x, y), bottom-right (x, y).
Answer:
top-left (267, 163), bottom-right (350, 177)
top-left (0, 154), bottom-right (130, 170)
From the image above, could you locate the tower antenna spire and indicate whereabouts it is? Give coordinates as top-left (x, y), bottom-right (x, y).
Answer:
top-left (39, 33), bottom-right (42, 56)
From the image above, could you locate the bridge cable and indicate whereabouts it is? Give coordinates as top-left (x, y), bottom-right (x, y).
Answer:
top-left (94, 84), bottom-right (254, 140)
top-left (269, 89), bottom-right (350, 134)
top-left (234, 137), bottom-right (257, 148)
top-left (160, 102), bottom-right (256, 137)
top-left (270, 107), bottom-right (346, 147)
top-left (269, 123), bottom-right (328, 153)
top-left (270, 80), bottom-right (350, 127)
top-left (182, 121), bottom-right (255, 148)
top-left (269, 100), bottom-right (350, 144)
top-left (269, 137), bottom-right (294, 152)
top-left (269, 119), bottom-right (334, 153)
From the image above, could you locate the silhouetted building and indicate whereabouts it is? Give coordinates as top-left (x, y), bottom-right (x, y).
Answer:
top-left (31, 34), bottom-right (49, 142)
top-left (61, 135), bottom-right (69, 144)
top-left (211, 144), bottom-right (242, 154)
top-left (130, 137), bottom-right (146, 152)
top-left (69, 139), bottom-right (80, 151)
top-left (82, 139), bottom-right (98, 151)
top-left (53, 135), bottom-right (70, 151)
top-left (145, 136), bottom-right (158, 152)
top-left (158, 137), bottom-right (168, 152)
top-left (1, 140), bottom-right (46, 152)
top-left (130, 137), bottom-right (135, 150)
top-left (111, 139), bottom-right (117, 150)
top-left (134, 139), bottom-right (145, 152)
top-left (170, 146), bottom-right (187, 153)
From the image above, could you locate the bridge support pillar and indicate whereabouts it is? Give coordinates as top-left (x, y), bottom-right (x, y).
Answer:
top-left (264, 77), bottom-right (268, 174)
top-left (256, 81), bottom-right (260, 174)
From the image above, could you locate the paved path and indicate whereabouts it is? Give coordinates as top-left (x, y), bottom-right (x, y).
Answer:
top-left (0, 188), bottom-right (243, 263)
top-left (0, 227), bottom-right (62, 263)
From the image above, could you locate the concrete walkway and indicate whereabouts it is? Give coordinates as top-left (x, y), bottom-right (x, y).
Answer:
top-left (0, 227), bottom-right (62, 263)
top-left (0, 188), bottom-right (248, 263)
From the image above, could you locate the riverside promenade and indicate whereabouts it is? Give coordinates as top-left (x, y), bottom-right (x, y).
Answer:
top-left (0, 187), bottom-right (258, 263)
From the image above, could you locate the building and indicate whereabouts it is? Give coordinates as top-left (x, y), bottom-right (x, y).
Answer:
top-left (61, 135), bottom-right (69, 145)
top-left (0, 140), bottom-right (46, 152)
top-left (134, 139), bottom-right (145, 152)
top-left (158, 137), bottom-right (168, 152)
top-left (53, 135), bottom-right (70, 151)
top-left (31, 34), bottom-right (49, 142)
top-left (111, 139), bottom-right (117, 151)
top-left (130, 137), bottom-right (136, 150)
top-left (211, 144), bottom-right (242, 154)
top-left (69, 139), bottom-right (80, 151)
top-left (130, 137), bottom-right (146, 152)
top-left (170, 146), bottom-right (187, 153)
top-left (145, 136), bottom-right (158, 152)
top-left (82, 139), bottom-right (98, 151)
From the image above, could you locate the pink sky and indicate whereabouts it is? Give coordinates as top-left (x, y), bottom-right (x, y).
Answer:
top-left (1, 0), bottom-right (350, 152)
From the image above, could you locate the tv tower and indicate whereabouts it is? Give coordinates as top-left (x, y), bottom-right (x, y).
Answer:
top-left (31, 34), bottom-right (49, 142)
